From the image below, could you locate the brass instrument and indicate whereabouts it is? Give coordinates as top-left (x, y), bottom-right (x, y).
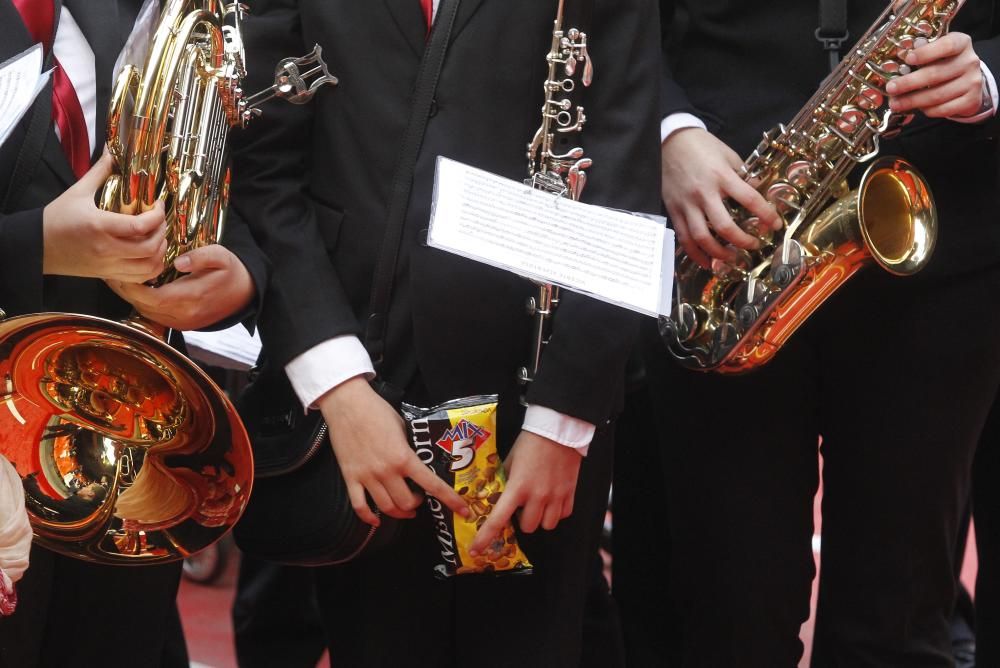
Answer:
top-left (519, 0), bottom-right (593, 395)
top-left (660, 0), bottom-right (959, 373)
top-left (0, 0), bottom-right (336, 564)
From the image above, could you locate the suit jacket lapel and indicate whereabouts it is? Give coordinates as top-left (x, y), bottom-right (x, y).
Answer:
top-left (382, 0), bottom-right (426, 58)
top-left (450, 0), bottom-right (485, 42)
top-left (381, 0), bottom-right (487, 59)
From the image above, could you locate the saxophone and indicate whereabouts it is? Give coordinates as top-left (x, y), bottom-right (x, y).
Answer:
top-left (660, 0), bottom-right (963, 373)
top-left (519, 0), bottom-right (593, 395)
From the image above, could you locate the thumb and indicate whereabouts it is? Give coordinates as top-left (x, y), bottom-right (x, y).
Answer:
top-left (173, 245), bottom-right (228, 274)
top-left (74, 152), bottom-right (115, 194)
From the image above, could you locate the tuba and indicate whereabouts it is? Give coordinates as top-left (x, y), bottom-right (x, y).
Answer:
top-left (659, 0), bottom-right (959, 373)
top-left (0, 0), bottom-right (336, 564)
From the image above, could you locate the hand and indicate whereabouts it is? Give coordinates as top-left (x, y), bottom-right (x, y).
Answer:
top-left (42, 154), bottom-right (167, 282)
top-left (316, 377), bottom-right (470, 526)
top-left (469, 431), bottom-right (582, 556)
top-left (661, 128), bottom-right (781, 268)
top-left (888, 33), bottom-right (987, 119)
top-left (107, 245), bottom-right (255, 330)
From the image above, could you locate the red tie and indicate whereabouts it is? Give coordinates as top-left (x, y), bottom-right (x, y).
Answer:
top-left (13, 0), bottom-right (91, 180)
top-left (420, 0), bottom-right (433, 31)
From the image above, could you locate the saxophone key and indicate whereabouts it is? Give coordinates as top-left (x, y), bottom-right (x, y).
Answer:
top-left (855, 86), bottom-right (884, 110)
top-left (785, 160), bottom-right (815, 188)
top-left (765, 182), bottom-right (801, 214)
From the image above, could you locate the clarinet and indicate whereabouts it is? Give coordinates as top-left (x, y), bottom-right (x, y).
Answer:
top-left (518, 0), bottom-right (594, 401)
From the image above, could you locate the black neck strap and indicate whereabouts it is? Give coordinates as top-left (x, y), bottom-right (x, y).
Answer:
top-left (363, 0), bottom-right (461, 371)
top-left (816, 0), bottom-right (849, 72)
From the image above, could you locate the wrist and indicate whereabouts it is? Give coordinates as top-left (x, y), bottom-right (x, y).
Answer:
top-left (316, 374), bottom-right (374, 413)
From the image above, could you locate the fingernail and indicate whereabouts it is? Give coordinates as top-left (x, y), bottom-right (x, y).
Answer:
top-left (886, 81), bottom-right (897, 94)
top-left (174, 255), bottom-right (192, 272)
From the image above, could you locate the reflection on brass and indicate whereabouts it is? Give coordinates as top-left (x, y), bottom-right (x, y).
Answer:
top-left (660, 0), bottom-right (954, 373)
top-left (0, 1), bottom-right (335, 565)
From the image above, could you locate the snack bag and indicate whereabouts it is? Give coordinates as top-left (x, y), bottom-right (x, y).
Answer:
top-left (402, 395), bottom-right (533, 578)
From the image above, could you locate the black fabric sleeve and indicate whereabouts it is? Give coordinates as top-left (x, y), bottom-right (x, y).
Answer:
top-left (659, 0), bottom-right (698, 120)
top-left (0, 208), bottom-right (45, 316)
top-left (228, 0), bottom-right (360, 367)
top-left (524, 0), bottom-right (663, 425)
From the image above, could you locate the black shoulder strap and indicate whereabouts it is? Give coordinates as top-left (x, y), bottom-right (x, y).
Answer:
top-left (816, 0), bottom-right (849, 72)
top-left (363, 0), bottom-right (461, 371)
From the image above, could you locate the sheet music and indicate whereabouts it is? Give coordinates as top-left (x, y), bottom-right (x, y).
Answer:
top-left (0, 45), bottom-right (51, 149)
top-left (428, 157), bottom-right (675, 318)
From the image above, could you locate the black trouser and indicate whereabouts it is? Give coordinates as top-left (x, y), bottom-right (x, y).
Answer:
top-left (0, 546), bottom-right (185, 668)
top-left (642, 264), bottom-right (1000, 667)
top-left (974, 389), bottom-right (1000, 666)
top-left (312, 425), bottom-right (616, 668)
top-left (232, 555), bottom-right (327, 668)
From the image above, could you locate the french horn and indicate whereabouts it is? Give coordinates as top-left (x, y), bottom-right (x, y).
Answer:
top-left (0, 0), bottom-right (336, 564)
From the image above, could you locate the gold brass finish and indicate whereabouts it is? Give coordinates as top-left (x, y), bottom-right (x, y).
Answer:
top-left (0, 0), bottom-right (336, 564)
top-left (660, 0), bottom-right (958, 373)
top-left (0, 314), bottom-right (252, 564)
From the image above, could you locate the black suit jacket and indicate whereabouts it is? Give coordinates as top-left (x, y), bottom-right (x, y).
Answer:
top-left (0, 0), bottom-right (269, 321)
top-left (232, 0), bottom-right (662, 428)
top-left (661, 0), bottom-right (1000, 278)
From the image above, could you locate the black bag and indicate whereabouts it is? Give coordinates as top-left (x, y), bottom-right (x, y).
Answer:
top-left (232, 370), bottom-right (399, 565)
top-left (231, 0), bottom-right (461, 566)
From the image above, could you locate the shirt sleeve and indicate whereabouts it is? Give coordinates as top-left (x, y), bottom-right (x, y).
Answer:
top-left (660, 112), bottom-right (708, 143)
top-left (284, 335), bottom-right (375, 410)
top-left (522, 405), bottom-right (596, 456)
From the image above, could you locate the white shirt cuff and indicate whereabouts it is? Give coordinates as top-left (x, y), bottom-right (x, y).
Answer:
top-left (660, 112), bottom-right (708, 144)
top-left (949, 60), bottom-right (998, 124)
top-left (284, 335), bottom-right (375, 411)
top-left (522, 405), bottom-right (596, 456)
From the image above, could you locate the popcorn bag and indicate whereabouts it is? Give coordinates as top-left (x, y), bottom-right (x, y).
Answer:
top-left (402, 396), bottom-right (533, 578)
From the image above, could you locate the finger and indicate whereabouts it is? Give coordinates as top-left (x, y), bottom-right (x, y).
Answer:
top-left (407, 464), bottom-right (470, 518)
top-left (383, 476), bottom-right (423, 515)
top-left (560, 497), bottom-right (574, 520)
top-left (365, 480), bottom-right (412, 520)
top-left (103, 202), bottom-right (166, 239)
top-left (174, 244), bottom-right (230, 274)
top-left (670, 210), bottom-right (712, 268)
top-left (903, 32), bottom-right (972, 68)
top-left (346, 480), bottom-right (380, 526)
top-left (469, 490), bottom-right (519, 555)
top-left (540, 503), bottom-right (563, 531)
top-left (103, 256), bottom-right (166, 283)
top-left (723, 172), bottom-right (782, 231)
top-left (684, 205), bottom-right (737, 262)
top-left (920, 91), bottom-right (985, 119)
top-left (703, 197), bottom-right (760, 250)
top-left (891, 74), bottom-right (981, 115)
top-left (74, 153), bottom-right (115, 194)
top-left (517, 498), bottom-right (545, 535)
top-left (888, 60), bottom-right (967, 99)
top-left (721, 144), bottom-right (745, 171)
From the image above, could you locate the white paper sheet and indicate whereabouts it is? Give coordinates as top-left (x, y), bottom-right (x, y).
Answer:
top-left (0, 45), bottom-right (51, 149)
top-left (428, 157), bottom-right (674, 318)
